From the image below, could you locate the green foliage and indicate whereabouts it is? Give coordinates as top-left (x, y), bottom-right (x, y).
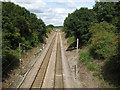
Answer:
top-left (79, 51), bottom-right (93, 62)
top-left (46, 24), bottom-right (54, 29)
top-left (89, 21), bottom-right (118, 59)
top-left (93, 2), bottom-right (120, 33)
top-left (89, 21), bottom-right (117, 33)
top-left (93, 2), bottom-right (115, 23)
top-left (55, 26), bottom-right (63, 28)
top-left (103, 45), bottom-right (120, 86)
top-left (79, 51), bottom-right (95, 71)
top-left (2, 47), bottom-right (19, 76)
top-left (87, 62), bottom-right (95, 71)
top-left (2, 2), bottom-right (47, 77)
top-left (115, 2), bottom-right (120, 32)
top-left (67, 36), bottom-right (75, 45)
top-left (93, 71), bottom-right (103, 79)
top-left (64, 1), bottom-right (120, 86)
top-left (46, 24), bottom-right (54, 34)
top-left (93, 71), bottom-right (99, 76)
top-left (64, 8), bottom-right (96, 44)
top-left (88, 21), bottom-right (120, 86)
top-left (46, 28), bottom-right (52, 34)
top-left (79, 50), bottom-right (104, 79)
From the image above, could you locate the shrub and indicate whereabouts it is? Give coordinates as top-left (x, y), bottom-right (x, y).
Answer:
top-left (79, 51), bottom-right (93, 62)
top-left (79, 49), bottom-right (103, 79)
top-left (93, 71), bottom-right (99, 76)
top-left (89, 22), bottom-right (118, 59)
top-left (79, 51), bottom-right (95, 71)
top-left (87, 62), bottom-right (95, 71)
top-left (67, 36), bottom-right (75, 45)
top-left (2, 47), bottom-right (19, 77)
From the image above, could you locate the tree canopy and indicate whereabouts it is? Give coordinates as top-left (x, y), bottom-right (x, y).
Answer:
top-left (2, 2), bottom-right (47, 76)
top-left (64, 8), bottom-right (96, 44)
top-left (63, 1), bottom-right (120, 87)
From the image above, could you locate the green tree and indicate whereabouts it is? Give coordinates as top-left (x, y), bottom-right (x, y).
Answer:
top-left (2, 2), bottom-right (47, 77)
top-left (93, 2), bottom-right (120, 33)
top-left (89, 21), bottom-right (118, 59)
top-left (64, 8), bottom-right (96, 44)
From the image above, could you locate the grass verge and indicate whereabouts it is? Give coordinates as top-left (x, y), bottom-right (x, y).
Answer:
top-left (67, 36), bottom-right (75, 45)
top-left (79, 49), bottom-right (103, 79)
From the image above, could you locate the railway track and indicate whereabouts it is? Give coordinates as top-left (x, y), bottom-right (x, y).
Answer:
top-left (17, 31), bottom-right (64, 89)
top-left (54, 32), bottom-right (64, 88)
top-left (31, 32), bottom-right (56, 88)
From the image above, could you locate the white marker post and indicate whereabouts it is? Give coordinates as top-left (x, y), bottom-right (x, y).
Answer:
top-left (75, 38), bottom-right (79, 80)
top-left (19, 43), bottom-right (21, 64)
top-left (43, 44), bottom-right (44, 49)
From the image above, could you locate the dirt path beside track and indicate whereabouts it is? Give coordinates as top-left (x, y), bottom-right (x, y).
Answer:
top-left (61, 32), bottom-right (112, 88)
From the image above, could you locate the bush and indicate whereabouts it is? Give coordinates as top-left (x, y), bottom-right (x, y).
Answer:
top-left (87, 63), bottom-right (95, 71)
top-left (89, 22), bottom-right (118, 59)
top-left (79, 51), bottom-right (93, 62)
top-left (46, 24), bottom-right (54, 34)
top-left (93, 71), bottom-right (99, 76)
top-left (2, 47), bottom-right (19, 77)
top-left (79, 50), bottom-right (95, 71)
top-left (79, 50), bottom-right (104, 79)
top-left (67, 36), bottom-right (75, 45)
top-left (46, 27), bottom-right (52, 34)
top-left (103, 53), bottom-right (120, 86)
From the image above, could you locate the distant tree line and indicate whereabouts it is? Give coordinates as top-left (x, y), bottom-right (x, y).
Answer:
top-left (63, 2), bottom-right (120, 86)
top-left (2, 2), bottom-right (48, 77)
top-left (46, 24), bottom-right (54, 34)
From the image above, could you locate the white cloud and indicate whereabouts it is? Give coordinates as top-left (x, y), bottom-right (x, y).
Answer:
top-left (2, 0), bottom-right (95, 26)
top-left (12, 0), bottom-right (47, 12)
top-left (48, 0), bottom-right (76, 9)
top-left (49, 0), bottom-right (95, 2)
top-left (35, 6), bottom-right (75, 26)
top-left (54, 8), bottom-right (73, 14)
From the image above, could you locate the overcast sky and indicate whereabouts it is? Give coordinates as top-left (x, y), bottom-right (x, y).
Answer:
top-left (2, 0), bottom-right (95, 26)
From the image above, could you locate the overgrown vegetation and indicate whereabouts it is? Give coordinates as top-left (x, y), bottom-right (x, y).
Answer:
top-left (89, 21), bottom-right (118, 59)
top-left (67, 36), bottom-right (75, 45)
top-left (79, 50), bottom-right (103, 79)
top-left (64, 1), bottom-right (120, 87)
top-left (2, 2), bottom-right (49, 77)
top-left (46, 24), bottom-right (54, 34)
top-left (79, 51), bottom-right (95, 71)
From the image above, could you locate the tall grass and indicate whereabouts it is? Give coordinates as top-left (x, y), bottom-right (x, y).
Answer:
top-left (67, 36), bottom-right (75, 45)
top-left (79, 50), bottom-right (103, 79)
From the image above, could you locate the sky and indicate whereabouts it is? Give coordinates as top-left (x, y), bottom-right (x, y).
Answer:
top-left (1, 0), bottom-right (96, 26)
